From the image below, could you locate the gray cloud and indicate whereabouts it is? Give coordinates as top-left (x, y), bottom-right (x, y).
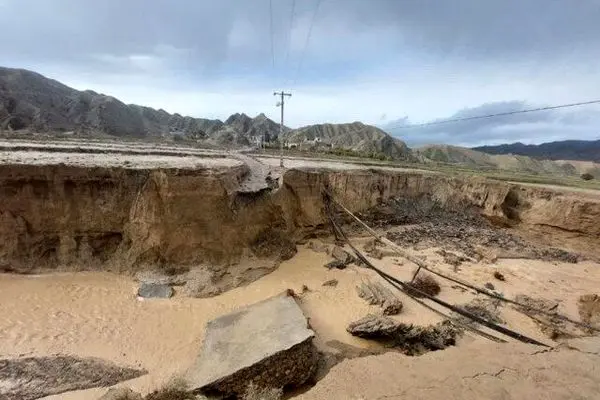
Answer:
top-left (3, 0), bottom-right (599, 76)
top-left (383, 101), bottom-right (600, 147)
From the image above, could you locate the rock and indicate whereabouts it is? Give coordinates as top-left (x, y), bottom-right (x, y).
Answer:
top-left (331, 246), bottom-right (354, 265)
top-left (356, 280), bottom-right (403, 315)
top-left (324, 260), bottom-right (347, 270)
top-left (0, 356), bottom-right (146, 400)
top-left (382, 299), bottom-right (403, 316)
top-left (186, 292), bottom-right (317, 397)
top-left (484, 282), bottom-right (495, 290)
top-left (346, 314), bottom-right (400, 338)
top-left (307, 241), bottom-right (330, 254)
top-left (322, 279), bottom-right (338, 287)
top-left (137, 283), bottom-right (173, 299)
top-left (98, 387), bottom-right (142, 400)
top-left (493, 271), bottom-right (506, 281)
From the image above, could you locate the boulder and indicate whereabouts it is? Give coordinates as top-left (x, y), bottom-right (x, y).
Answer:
top-left (137, 283), bottom-right (173, 299)
top-left (331, 246), bottom-right (354, 265)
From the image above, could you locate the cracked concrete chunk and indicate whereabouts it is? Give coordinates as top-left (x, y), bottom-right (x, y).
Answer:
top-left (186, 292), bottom-right (317, 397)
top-left (137, 283), bottom-right (173, 299)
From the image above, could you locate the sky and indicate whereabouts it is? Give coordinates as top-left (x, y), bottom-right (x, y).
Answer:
top-left (1, 0), bottom-right (600, 146)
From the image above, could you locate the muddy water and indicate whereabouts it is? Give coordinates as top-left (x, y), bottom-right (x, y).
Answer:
top-left (0, 248), bottom-right (383, 399)
top-left (1, 244), bottom-right (599, 399)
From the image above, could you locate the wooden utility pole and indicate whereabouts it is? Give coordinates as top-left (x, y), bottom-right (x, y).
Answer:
top-left (274, 91), bottom-right (291, 167)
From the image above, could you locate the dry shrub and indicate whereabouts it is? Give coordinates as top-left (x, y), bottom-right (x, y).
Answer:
top-left (578, 294), bottom-right (600, 328)
top-left (493, 271), bottom-right (506, 281)
top-left (406, 274), bottom-right (441, 298)
top-left (144, 378), bottom-right (197, 400)
top-left (581, 173), bottom-right (594, 181)
top-left (242, 382), bottom-right (283, 400)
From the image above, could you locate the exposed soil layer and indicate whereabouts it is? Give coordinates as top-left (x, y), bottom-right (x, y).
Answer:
top-left (0, 356), bottom-right (145, 400)
top-left (0, 156), bottom-right (599, 290)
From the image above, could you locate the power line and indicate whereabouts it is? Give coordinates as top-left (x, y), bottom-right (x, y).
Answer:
top-left (283, 0), bottom-right (296, 84)
top-left (292, 0), bottom-right (323, 87)
top-left (269, 0), bottom-right (276, 70)
top-left (386, 99), bottom-right (600, 130)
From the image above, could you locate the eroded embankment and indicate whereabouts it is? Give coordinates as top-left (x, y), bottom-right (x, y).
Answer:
top-left (0, 165), bottom-right (599, 274)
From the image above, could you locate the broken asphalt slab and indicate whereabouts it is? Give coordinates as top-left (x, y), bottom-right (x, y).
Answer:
top-left (186, 292), bottom-right (318, 397)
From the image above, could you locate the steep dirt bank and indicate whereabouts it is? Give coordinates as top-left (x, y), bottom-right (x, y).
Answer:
top-left (0, 165), bottom-right (599, 275)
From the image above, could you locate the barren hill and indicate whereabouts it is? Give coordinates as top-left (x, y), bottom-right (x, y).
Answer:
top-left (473, 139), bottom-right (600, 163)
top-left (0, 67), bottom-right (280, 143)
top-left (416, 144), bottom-right (600, 178)
top-left (286, 122), bottom-right (413, 160)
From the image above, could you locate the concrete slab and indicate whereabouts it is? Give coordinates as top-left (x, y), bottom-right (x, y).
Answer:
top-left (186, 292), bottom-right (317, 397)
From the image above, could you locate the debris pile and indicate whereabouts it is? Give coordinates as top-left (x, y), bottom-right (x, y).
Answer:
top-left (347, 315), bottom-right (460, 355)
top-left (365, 196), bottom-right (580, 264)
top-left (356, 280), bottom-right (403, 315)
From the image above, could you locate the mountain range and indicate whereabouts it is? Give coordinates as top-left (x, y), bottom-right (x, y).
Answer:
top-left (0, 66), bottom-right (598, 178)
top-left (473, 140), bottom-right (600, 163)
top-left (0, 66), bottom-right (412, 158)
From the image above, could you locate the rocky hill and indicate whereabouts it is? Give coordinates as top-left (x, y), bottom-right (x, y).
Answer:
top-left (0, 66), bottom-right (412, 159)
top-left (0, 67), bottom-right (281, 144)
top-left (285, 122), bottom-right (413, 160)
top-left (473, 140), bottom-right (600, 163)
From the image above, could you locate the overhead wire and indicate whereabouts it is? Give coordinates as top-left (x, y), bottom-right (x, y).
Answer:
top-left (283, 0), bottom-right (297, 87)
top-left (292, 0), bottom-right (323, 87)
top-left (384, 99), bottom-right (600, 130)
top-left (269, 0), bottom-right (276, 71)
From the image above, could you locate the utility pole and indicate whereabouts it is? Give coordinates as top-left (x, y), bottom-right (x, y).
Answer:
top-left (274, 91), bottom-right (292, 168)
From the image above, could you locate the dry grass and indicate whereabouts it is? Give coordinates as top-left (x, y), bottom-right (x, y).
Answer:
top-left (144, 378), bottom-right (197, 400)
top-left (406, 274), bottom-right (441, 298)
top-left (242, 382), bottom-right (283, 400)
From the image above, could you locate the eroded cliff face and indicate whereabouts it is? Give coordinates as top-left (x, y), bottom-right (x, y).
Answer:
top-left (0, 165), bottom-right (598, 273)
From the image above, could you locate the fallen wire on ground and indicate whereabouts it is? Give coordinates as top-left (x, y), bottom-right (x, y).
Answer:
top-left (323, 189), bottom-right (551, 347)
top-left (324, 189), bottom-right (600, 335)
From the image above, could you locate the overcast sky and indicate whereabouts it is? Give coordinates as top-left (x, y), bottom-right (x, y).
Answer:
top-left (2, 0), bottom-right (600, 146)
